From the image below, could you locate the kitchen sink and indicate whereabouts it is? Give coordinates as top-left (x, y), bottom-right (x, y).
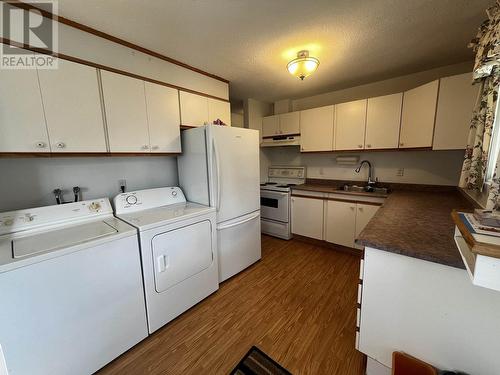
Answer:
top-left (338, 185), bottom-right (388, 194)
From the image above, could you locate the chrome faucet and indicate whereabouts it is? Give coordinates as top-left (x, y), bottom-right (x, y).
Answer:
top-left (355, 160), bottom-right (376, 189)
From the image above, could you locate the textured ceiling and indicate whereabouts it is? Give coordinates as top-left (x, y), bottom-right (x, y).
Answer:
top-left (56, 0), bottom-right (491, 103)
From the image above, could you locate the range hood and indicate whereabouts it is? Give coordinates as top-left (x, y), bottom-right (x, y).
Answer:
top-left (261, 135), bottom-right (301, 147)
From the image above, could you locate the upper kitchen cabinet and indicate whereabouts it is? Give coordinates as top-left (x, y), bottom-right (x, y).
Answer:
top-left (279, 111), bottom-right (300, 135)
top-left (262, 112), bottom-right (300, 137)
top-left (208, 98), bottom-right (231, 126)
top-left (179, 91), bottom-right (208, 127)
top-left (365, 93), bottom-right (402, 150)
top-left (335, 99), bottom-right (367, 151)
top-left (0, 62), bottom-right (49, 153)
top-left (144, 82), bottom-right (181, 153)
top-left (433, 73), bottom-right (479, 150)
top-left (101, 70), bottom-right (150, 152)
top-left (399, 80), bottom-right (439, 149)
top-left (262, 115), bottom-right (280, 137)
top-left (179, 92), bottom-right (230, 127)
top-left (300, 105), bottom-right (335, 152)
top-left (37, 59), bottom-right (106, 153)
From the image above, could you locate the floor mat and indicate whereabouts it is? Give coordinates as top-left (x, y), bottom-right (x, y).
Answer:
top-left (230, 346), bottom-right (292, 375)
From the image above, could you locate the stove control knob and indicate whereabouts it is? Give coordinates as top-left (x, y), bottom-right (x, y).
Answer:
top-left (171, 190), bottom-right (177, 197)
top-left (126, 195), bottom-right (138, 205)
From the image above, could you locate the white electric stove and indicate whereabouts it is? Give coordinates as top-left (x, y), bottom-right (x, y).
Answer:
top-left (260, 166), bottom-right (305, 239)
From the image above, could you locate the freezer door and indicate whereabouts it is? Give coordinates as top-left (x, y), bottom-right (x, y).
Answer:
top-left (217, 211), bottom-right (261, 282)
top-left (210, 126), bottom-right (260, 223)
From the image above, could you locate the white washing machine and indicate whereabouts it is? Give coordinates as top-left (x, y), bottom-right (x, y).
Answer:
top-left (0, 198), bottom-right (148, 375)
top-left (114, 187), bottom-right (218, 333)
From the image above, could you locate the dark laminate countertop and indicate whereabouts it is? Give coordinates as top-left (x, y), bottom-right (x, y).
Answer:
top-left (290, 180), bottom-right (474, 269)
top-left (357, 190), bottom-right (473, 269)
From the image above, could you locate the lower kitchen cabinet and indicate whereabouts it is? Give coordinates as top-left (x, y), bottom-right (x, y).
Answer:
top-left (354, 204), bottom-right (380, 249)
top-left (325, 200), bottom-right (357, 247)
top-left (291, 196), bottom-right (324, 240)
top-left (325, 201), bottom-right (380, 248)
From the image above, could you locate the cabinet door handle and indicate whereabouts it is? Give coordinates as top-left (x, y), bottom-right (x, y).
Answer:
top-left (35, 141), bottom-right (46, 149)
top-left (358, 144), bottom-right (363, 148)
top-left (152, 145), bottom-right (159, 150)
top-left (55, 142), bottom-right (65, 149)
top-left (141, 145), bottom-right (150, 150)
top-left (399, 142), bottom-right (404, 146)
top-left (350, 206), bottom-right (356, 210)
top-left (366, 144), bottom-right (371, 148)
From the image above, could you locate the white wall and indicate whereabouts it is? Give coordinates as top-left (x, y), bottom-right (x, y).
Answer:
top-left (0, 157), bottom-right (178, 211)
top-left (261, 147), bottom-right (464, 186)
top-left (230, 112), bottom-right (244, 128)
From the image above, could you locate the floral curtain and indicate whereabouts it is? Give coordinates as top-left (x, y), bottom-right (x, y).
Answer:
top-left (459, 1), bottom-right (500, 209)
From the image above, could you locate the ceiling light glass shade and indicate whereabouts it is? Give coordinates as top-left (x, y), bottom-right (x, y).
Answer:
top-left (287, 50), bottom-right (320, 80)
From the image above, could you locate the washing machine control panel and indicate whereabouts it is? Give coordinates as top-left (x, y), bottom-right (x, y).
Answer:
top-left (114, 187), bottom-right (187, 214)
top-left (0, 198), bottom-right (112, 235)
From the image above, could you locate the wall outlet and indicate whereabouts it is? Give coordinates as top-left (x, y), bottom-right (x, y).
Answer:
top-left (396, 168), bottom-right (404, 177)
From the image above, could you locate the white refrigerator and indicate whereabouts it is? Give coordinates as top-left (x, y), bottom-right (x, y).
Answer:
top-left (177, 125), bottom-right (261, 282)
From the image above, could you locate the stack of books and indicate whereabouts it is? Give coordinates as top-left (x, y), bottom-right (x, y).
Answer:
top-left (459, 209), bottom-right (500, 245)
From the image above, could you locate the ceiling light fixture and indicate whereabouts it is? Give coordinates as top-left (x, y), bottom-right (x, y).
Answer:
top-left (287, 50), bottom-right (320, 80)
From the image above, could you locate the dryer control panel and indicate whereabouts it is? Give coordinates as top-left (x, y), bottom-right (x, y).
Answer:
top-left (114, 187), bottom-right (187, 214)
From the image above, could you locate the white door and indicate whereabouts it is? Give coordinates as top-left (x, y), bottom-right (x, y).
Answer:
top-left (0, 56), bottom-right (49, 152)
top-left (433, 73), bottom-right (480, 150)
top-left (365, 93), bottom-right (402, 150)
top-left (335, 99), bottom-right (367, 150)
top-left (262, 115), bottom-right (280, 137)
top-left (400, 80), bottom-right (439, 148)
top-left (354, 203), bottom-right (380, 250)
top-left (38, 58), bottom-right (106, 152)
top-left (100, 70), bottom-right (150, 152)
top-left (325, 200), bottom-right (356, 247)
top-left (218, 211), bottom-right (261, 282)
top-left (144, 82), bottom-right (181, 153)
top-left (210, 126), bottom-right (260, 223)
top-left (279, 111), bottom-right (300, 135)
top-left (179, 91), bottom-right (208, 127)
top-left (300, 105), bottom-right (335, 152)
top-left (291, 196), bottom-right (324, 240)
top-left (208, 98), bottom-right (231, 126)
top-left (151, 220), bottom-right (213, 293)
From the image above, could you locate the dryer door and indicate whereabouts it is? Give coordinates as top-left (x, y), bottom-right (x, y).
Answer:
top-left (151, 220), bottom-right (213, 293)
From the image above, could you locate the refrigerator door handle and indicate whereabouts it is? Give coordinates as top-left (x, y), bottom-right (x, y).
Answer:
top-left (217, 212), bottom-right (260, 231)
top-left (212, 137), bottom-right (221, 212)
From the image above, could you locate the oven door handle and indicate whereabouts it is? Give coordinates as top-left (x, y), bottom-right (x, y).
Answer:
top-left (261, 191), bottom-right (289, 197)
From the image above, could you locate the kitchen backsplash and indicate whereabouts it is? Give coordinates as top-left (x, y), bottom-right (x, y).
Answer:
top-left (261, 147), bottom-right (464, 186)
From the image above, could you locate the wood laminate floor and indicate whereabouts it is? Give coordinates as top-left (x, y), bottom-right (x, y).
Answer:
top-left (98, 235), bottom-right (365, 375)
